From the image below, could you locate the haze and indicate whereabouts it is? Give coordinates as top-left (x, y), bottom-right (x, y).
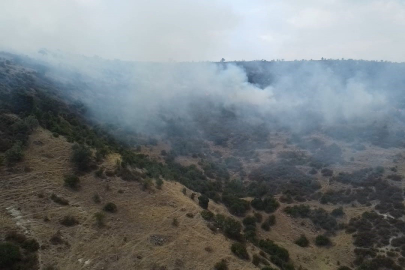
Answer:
top-left (1, 0), bottom-right (405, 62)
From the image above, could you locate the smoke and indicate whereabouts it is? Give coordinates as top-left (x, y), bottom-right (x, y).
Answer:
top-left (27, 51), bottom-right (394, 138)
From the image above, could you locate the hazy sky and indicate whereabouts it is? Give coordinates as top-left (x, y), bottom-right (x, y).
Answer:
top-left (1, 0), bottom-right (405, 62)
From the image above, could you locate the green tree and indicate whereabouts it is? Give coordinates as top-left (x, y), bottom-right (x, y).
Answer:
top-left (315, 235), bottom-right (331, 246)
top-left (64, 175), bottom-right (80, 190)
top-left (103, 202), bottom-right (117, 213)
top-left (0, 242), bottom-right (21, 268)
top-left (5, 141), bottom-right (24, 164)
top-left (294, 235), bottom-right (309, 247)
top-left (71, 144), bottom-right (92, 171)
top-left (198, 195), bottom-right (209, 209)
top-left (231, 242), bottom-right (249, 260)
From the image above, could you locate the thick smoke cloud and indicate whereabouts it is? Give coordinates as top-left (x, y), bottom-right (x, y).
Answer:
top-left (33, 52), bottom-right (393, 135)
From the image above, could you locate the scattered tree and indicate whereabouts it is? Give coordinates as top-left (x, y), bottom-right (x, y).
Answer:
top-left (64, 174), bottom-right (80, 190)
top-left (103, 202), bottom-right (117, 213)
top-left (71, 144), bottom-right (92, 171)
top-left (214, 259), bottom-right (228, 270)
top-left (231, 242), bottom-right (249, 260)
top-left (198, 195), bottom-right (209, 209)
top-left (315, 235), bottom-right (331, 246)
top-left (294, 235), bottom-right (309, 247)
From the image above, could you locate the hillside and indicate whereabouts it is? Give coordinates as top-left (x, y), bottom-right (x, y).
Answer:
top-left (1, 53), bottom-right (405, 270)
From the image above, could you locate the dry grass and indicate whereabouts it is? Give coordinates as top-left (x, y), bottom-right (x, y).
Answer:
top-left (0, 128), bottom-right (256, 270)
top-left (1, 127), bottom-right (403, 269)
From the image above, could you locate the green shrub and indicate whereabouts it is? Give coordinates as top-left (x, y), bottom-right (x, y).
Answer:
top-left (60, 216), bottom-right (79, 227)
top-left (155, 178), bottom-right (163, 189)
top-left (64, 175), bottom-right (80, 190)
top-left (182, 188), bottom-right (187, 195)
top-left (251, 197), bottom-right (280, 213)
top-left (252, 254), bottom-right (261, 266)
top-left (254, 213), bottom-right (263, 223)
top-left (103, 202), bottom-right (117, 213)
top-left (94, 212), bottom-right (105, 227)
top-left (95, 168), bottom-right (104, 178)
top-left (231, 242), bottom-right (249, 260)
top-left (261, 222), bottom-right (270, 231)
top-left (201, 210), bottom-right (214, 221)
top-left (198, 195), bottom-right (209, 209)
top-left (0, 242), bottom-right (21, 268)
top-left (223, 217), bottom-right (242, 240)
top-left (315, 235), bottom-right (331, 246)
top-left (284, 205), bottom-right (310, 218)
top-left (5, 141), bottom-right (24, 164)
top-left (294, 235), bottom-right (309, 247)
top-left (243, 216), bottom-right (257, 226)
top-left (261, 215), bottom-right (276, 231)
top-left (21, 239), bottom-right (40, 252)
top-left (71, 144), bottom-right (92, 171)
top-left (142, 178), bottom-right (153, 191)
top-left (214, 259), bottom-right (228, 270)
top-left (258, 239), bottom-right (289, 263)
top-left (331, 207), bottom-right (345, 217)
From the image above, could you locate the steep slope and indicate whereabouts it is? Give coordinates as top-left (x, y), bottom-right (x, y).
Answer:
top-left (0, 127), bottom-right (258, 270)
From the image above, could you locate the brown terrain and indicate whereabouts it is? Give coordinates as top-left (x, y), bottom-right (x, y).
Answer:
top-left (2, 124), bottom-right (404, 270)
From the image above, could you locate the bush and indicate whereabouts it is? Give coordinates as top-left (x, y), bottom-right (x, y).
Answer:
top-left (254, 212), bottom-right (263, 223)
top-left (231, 242), bottom-right (249, 260)
top-left (331, 207), bottom-right (345, 217)
top-left (0, 242), bottom-right (21, 268)
top-left (258, 239), bottom-right (290, 262)
top-left (321, 168), bottom-right (333, 177)
top-left (214, 259), bottom-right (228, 270)
top-left (243, 216), bottom-right (257, 226)
top-left (261, 215), bottom-right (276, 231)
top-left (223, 217), bottom-right (242, 240)
top-left (284, 205), bottom-right (310, 218)
top-left (94, 212), bottom-right (105, 227)
top-left (60, 216), bottom-right (79, 226)
top-left (142, 178), bottom-right (153, 191)
top-left (21, 239), bottom-right (39, 252)
top-left (5, 141), bottom-right (24, 164)
top-left (156, 178), bottom-right (163, 189)
top-left (103, 202), bottom-right (117, 213)
top-left (294, 235), bottom-right (309, 247)
top-left (95, 168), bottom-right (104, 178)
top-left (201, 210), bottom-right (214, 221)
top-left (251, 197), bottom-right (280, 213)
top-left (198, 195), bottom-right (209, 209)
top-left (182, 188), bottom-right (187, 195)
top-left (252, 254), bottom-right (261, 266)
top-left (71, 144), bottom-right (92, 171)
top-left (261, 222), bottom-right (270, 231)
top-left (315, 235), bottom-right (331, 246)
top-left (64, 175), bottom-right (80, 190)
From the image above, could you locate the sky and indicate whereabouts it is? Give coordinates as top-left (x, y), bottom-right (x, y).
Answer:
top-left (1, 0), bottom-right (405, 62)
